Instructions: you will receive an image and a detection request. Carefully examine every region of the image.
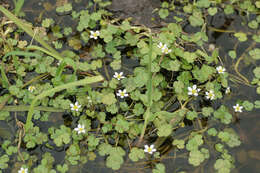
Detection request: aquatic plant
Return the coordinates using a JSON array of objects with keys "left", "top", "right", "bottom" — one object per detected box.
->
[{"left": 0, "top": 0, "right": 260, "bottom": 172}]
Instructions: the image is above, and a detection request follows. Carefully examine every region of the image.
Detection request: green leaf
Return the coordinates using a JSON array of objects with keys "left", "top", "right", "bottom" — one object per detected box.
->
[
  {"left": 215, "top": 143, "right": 224, "bottom": 152},
  {"left": 234, "top": 32, "right": 247, "bottom": 42},
  {"left": 189, "top": 13, "right": 204, "bottom": 27},
  {"left": 120, "top": 20, "right": 131, "bottom": 31},
  {"left": 129, "top": 147, "right": 145, "bottom": 162},
  {"left": 124, "top": 32, "right": 139, "bottom": 46},
  {"left": 106, "top": 103, "right": 118, "bottom": 114},
  {"left": 0, "top": 111, "right": 10, "bottom": 120},
  {"left": 202, "top": 107, "right": 214, "bottom": 117},
  {"left": 157, "top": 124, "right": 172, "bottom": 137},
  {"left": 214, "top": 159, "right": 232, "bottom": 173},
  {"left": 50, "top": 125, "right": 71, "bottom": 147},
  {"left": 172, "top": 139, "right": 185, "bottom": 149},
  {"left": 254, "top": 100, "right": 260, "bottom": 108},
  {"left": 159, "top": 9, "right": 169, "bottom": 19},
  {"left": 249, "top": 48, "right": 260, "bottom": 60},
  {"left": 101, "top": 93, "right": 117, "bottom": 105},
  {"left": 133, "top": 67, "right": 149, "bottom": 88},
  {"left": 188, "top": 150, "right": 205, "bottom": 166},
  {"left": 192, "top": 65, "right": 215, "bottom": 83},
  {"left": 248, "top": 20, "right": 258, "bottom": 29},
  {"left": 0, "top": 155, "right": 9, "bottom": 169},
  {"left": 174, "top": 81, "right": 185, "bottom": 94},
  {"left": 207, "top": 128, "right": 217, "bottom": 136},
  {"left": 161, "top": 58, "right": 181, "bottom": 71},
  {"left": 208, "top": 7, "right": 217, "bottom": 16},
  {"left": 98, "top": 143, "right": 113, "bottom": 156},
  {"left": 196, "top": 0, "right": 211, "bottom": 8},
  {"left": 218, "top": 131, "right": 230, "bottom": 142},
  {"left": 242, "top": 100, "right": 254, "bottom": 111},
  {"left": 115, "top": 118, "right": 129, "bottom": 133},
  {"left": 56, "top": 164, "right": 68, "bottom": 173},
  {"left": 133, "top": 103, "right": 144, "bottom": 116},
  {"left": 92, "top": 44, "right": 105, "bottom": 58},
  {"left": 106, "top": 155, "right": 124, "bottom": 170},
  {"left": 221, "top": 128, "right": 241, "bottom": 148},
  {"left": 152, "top": 163, "right": 165, "bottom": 173},
  {"left": 213, "top": 106, "right": 232, "bottom": 124},
  {"left": 224, "top": 4, "right": 234, "bottom": 15},
  {"left": 182, "top": 51, "right": 197, "bottom": 63},
  {"left": 186, "top": 111, "right": 198, "bottom": 120},
  {"left": 186, "top": 134, "right": 203, "bottom": 151},
  {"left": 228, "top": 50, "right": 236, "bottom": 59}
]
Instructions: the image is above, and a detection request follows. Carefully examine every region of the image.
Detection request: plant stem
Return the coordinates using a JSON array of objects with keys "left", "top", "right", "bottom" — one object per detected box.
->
[
  {"left": 25, "top": 75, "right": 104, "bottom": 131},
  {"left": 138, "top": 34, "right": 153, "bottom": 146},
  {"left": 0, "top": 5, "right": 62, "bottom": 60}
]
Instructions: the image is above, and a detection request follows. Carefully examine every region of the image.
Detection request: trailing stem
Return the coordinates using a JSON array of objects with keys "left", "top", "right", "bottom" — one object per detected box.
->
[
  {"left": 138, "top": 34, "right": 153, "bottom": 146},
  {"left": 25, "top": 75, "right": 104, "bottom": 131}
]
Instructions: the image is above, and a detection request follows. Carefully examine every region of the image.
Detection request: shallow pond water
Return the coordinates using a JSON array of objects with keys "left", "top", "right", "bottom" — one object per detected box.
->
[{"left": 1, "top": 0, "right": 260, "bottom": 172}]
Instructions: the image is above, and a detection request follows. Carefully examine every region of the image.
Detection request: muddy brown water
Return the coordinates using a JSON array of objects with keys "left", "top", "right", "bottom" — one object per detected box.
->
[{"left": 1, "top": 0, "right": 260, "bottom": 172}]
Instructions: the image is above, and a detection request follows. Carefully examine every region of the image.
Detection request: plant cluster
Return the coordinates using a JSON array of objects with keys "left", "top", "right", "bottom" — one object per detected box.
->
[{"left": 0, "top": 0, "right": 260, "bottom": 172}]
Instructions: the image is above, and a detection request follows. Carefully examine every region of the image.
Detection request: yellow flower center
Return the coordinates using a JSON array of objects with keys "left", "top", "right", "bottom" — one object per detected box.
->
[
  {"left": 93, "top": 33, "right": 98, "bottom": 37},
  {"left": 147, "top": 147, "right": 152, "bottom": 153},
  {"left": 79, "top": 127, "right": 84, "bottom": 132},
  {"left": 192, "top": 89, "right": 196, "bottom": 94},
  {"left": 163, "top": 48, "right": 169, "bottom": 54},
  {"left": 21, "top": 170, "right": 25, "bottom": 173},
  {"left": 235, "top": 107, "right": 240, "bottom": 111},
  {"left": 209, "top": 93, "right": 213, "bottom": 97},
  {"left": 73, "top": 105, "right": 78, "bottom": 110},
  {"left": 120, "top": 92, "right": 125, "bottom": 96}
]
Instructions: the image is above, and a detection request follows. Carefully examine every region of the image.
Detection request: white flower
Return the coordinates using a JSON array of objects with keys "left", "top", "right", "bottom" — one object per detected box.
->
[
  {"left": 144, "top": 144, "right": 156, "bottom": 154},
  {"left": 188, "top": 85, "right": 201, "bottom": 96},
  {"left": 113, "top": 72, "right": 125, "bottom": 80},
  {"left": 28, "top": 86, "right": 36, "bottom": 92},
  {"left": 116, "top": 89, "right": 128, "bottom": 98},
  {"left": 205, "top": 90, "right": 215, "bottom": 100},
  {"left": 216, "top": 66, "right": 226, "bottom": 74},
  {"left": 74, "top": 124, "right": 85, "bottom": 134},
  {"left": 157, "top": 42, "right": 164, "bottom": 49},
  {"left": 90, "top": 30, "right": 100, "bottom": 40},
  {"left": 70, "top": 102, "right": 81, "bottom": 112},
  {"left": 157, "top": 42, "right": 172, "bottom": 54},
  {"left": 18, "top": 167, "right": 28, "bottom": 173},
  {"left": 225, "top": 87, "right": 230, "bottom": 94},
  {"left": 233, "top": 104, "right": 243, "bottom": 112}
]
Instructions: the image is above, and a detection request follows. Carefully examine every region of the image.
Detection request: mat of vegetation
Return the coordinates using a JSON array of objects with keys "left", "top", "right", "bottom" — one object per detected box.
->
[{"left": 0, "top": 0, "right": 260, "bottom": 172}]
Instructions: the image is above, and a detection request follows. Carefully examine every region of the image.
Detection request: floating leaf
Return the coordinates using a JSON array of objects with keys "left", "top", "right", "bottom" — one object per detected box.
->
[
  {"left": 152, "top": 163, "right": 165, "bottom": 173},
  {"left": 213, "top": 106, "right": 232, "bottom": 124},
  {"left": 129, "top": 147, "right": 145, "bottom": 162},
  {"left": 157, "top": 124, "right": 172, "bottom": 137},
  {"left": 186, "top": 134, "right": 203, "bottom": 151},
  {"left": 186, "top": 111, "right": 198, "bottom": 120},
  {"left": 202, "top": 107, "right": 214, "bottom": 117},
  {"left": 192, "top": 65, "right": 215, "bottom": 83},
  {"left": 234, "top": 32, "right": 247, "bottom": 42},
  {"left": 249, "top": 48, "right": 260, "bottom": 60},
  {"left": 172, "top": 139, "right": 185, "bottom": 149},
  {"left": 101, "top": 93, "right": 116, "bottom": 105},
  {"left": 188, "top": 150, "right": 205, "bottom": 166},
  {"left": 208, "top": 7, "right": 217, "bottom": 16},
  {"left": 242, "top": 100, "right": 254, "bottom": 111},
  {"left": 207, "top": 128, "right": 217, "bottom": 136},
  {"left": 214, "top": 159, "right": 233, "bottom": 173},
  {"left": 228, "top": 50, "right": 236, "bottom": 59}
]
